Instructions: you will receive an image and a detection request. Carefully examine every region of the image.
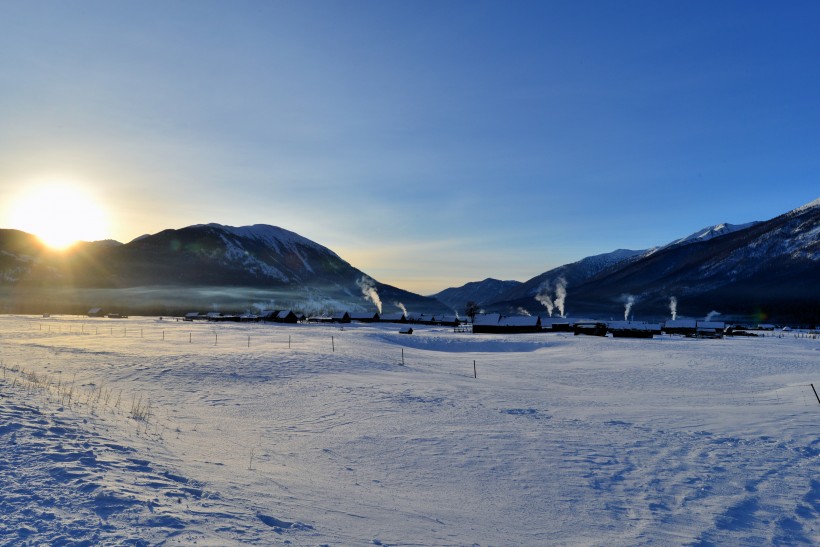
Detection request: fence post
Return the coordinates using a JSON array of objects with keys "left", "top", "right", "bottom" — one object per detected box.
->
[
  {"left": 473, "top": 360, "right": 477, "bottom": 379},
  {"left": 401, "top": 348, "right": 404, "bottom": 365},
  {"left": 332, "top": 336, "right": 335, "bottom": 352}
]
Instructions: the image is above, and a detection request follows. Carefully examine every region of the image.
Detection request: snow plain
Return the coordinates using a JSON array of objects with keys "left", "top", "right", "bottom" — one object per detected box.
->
[{"left": 1, "top": 315, "right": 819, "bottom": 546}]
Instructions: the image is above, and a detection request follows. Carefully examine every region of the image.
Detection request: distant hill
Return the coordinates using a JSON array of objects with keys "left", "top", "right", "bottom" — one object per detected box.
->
[
  {"left": 430, "top": 278, "right": 522, "bottom": 313},
  {"left": 0, "top": 223, "right": 447, "bottom": 316}
]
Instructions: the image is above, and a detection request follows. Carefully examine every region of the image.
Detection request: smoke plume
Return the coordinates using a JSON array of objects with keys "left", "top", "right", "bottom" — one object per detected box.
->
[
  {"left": 623, "top": 294, "right": 635, "bottom": 321},
  {"left": 356, "top": 276, "right": 382, "bottom": 314},
  {"left": 517, "top": 307, "right": 531, "bottom": 316},
  {"left": 394, "top": 301, "right": 408, "bottom": 316},
  {"left": 554, "top": 277, "right": 567, "bottom": 318},
  {"left": 535, "top": 280, "right": 555, "bottom": 317},
  {"left": 704, "top": 310, "right": 720, "bottom": 322},
  {"left": 669, "top": 296, "right": 678, "bottom": 321}
]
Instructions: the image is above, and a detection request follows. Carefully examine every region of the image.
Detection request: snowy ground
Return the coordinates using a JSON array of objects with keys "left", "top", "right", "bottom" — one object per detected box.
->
[{"left": 1, "top": 315, "right": 819, "bottom": 546}]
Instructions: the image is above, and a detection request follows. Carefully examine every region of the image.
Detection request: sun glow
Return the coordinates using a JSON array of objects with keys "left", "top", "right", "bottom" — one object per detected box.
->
[{"left": 7, "top": 181, "right": 109, "bottom": 250}]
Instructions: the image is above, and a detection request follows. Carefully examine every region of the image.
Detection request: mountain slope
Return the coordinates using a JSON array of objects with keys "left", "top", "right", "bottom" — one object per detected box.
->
[{"left": 430, "top": 278, "right": 522, "bottom": 313}]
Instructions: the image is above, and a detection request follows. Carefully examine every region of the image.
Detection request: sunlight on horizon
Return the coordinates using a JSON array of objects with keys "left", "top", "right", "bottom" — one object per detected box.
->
[{"left": 6, "top": 180, "right": 109, "bottom": 250}]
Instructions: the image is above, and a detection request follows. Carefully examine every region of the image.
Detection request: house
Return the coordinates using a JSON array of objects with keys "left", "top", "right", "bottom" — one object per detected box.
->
[
  {"left": 206, "top": 312, "right": 240, "bottom": 322},
  {"left": 541, "top": 317, "right": 571, "bottom": 332},
  {"left": 471, "top": 313, "right": 501, "bottom": 334},
  {"left": 696, "top": 321, "right": 726, "bottom": 338},
  {"left": 573, "top": 322, "right": 608, "bottom": 336},
  {"left": 607, "top": 321, "right": 661, "bottom": 339},
  {"left": 350, "top": 312, "right": 380, "bottom": 323},
  {"left": 87, "top": 307, "right": 104, "bottom": 317},
  {"left": 663, "top": 319, "right": 697, "bottom": 335},
  {"left": 380, "top": 312, "right": 407, "bottom": 323},
  {"left": 275, "top": 310, "right": 299, "bottom": 323},
  {"left": 239, "top": 313, "right": 260, "bottom": 322},
  {"left": 473, "top": 314, "right": 541, "bottom": 334},
  {"left": 307, "top": 315, "right": 334, "bottom": 323},
  {"left": 434, "top": 315, "right": 460, "bottom": 327},
  {"left": 184, "top": 312, "right": 201, "bottom": 321},
  {"left": 259, "top": 310, "right": 279, "bottom": 321},
  {"left": 331, "top": 312, "right": 351, "bottom": 323},
  {"left": 497, "top": 315, "right": 542, "bottom": 333},
  {"left": 407, "top": 313, "right": 436, "bottom": 325}
]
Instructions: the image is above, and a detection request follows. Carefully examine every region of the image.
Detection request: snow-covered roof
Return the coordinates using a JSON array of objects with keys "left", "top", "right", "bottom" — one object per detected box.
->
[
  {"left": 664, "top": 319, "right": 697, "bottom": 328},
  {"left": 380, "top": 313, "right": 406, "bottom": 321},
  {"left": 541, "top": 317, "right": 570, "bottom": 326},
  {"left": 499, "top": 315, "right": 540, "bottom": 327},
  {"left": 472, "top": 313, "right": 500, "bottom": 326},
  {"left": 435, "top": 315, "right": 458, "bottom": 323},
  {"left": 697, "top": 321, "right": 725, "bottom": 329},
  {"left": 350, "top": 312, "right": 379, "bottom": 320},
  {"left": 406, "top": 313, "right": 431, "bottom": 321},
  {"left": 607, "top": 321, "right": 660, "bottom": 331}
]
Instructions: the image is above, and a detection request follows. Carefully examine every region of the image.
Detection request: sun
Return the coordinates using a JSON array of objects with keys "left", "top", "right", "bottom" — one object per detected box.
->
[{"left": 7, "top": 181, "right": 109, "bottom": 250}]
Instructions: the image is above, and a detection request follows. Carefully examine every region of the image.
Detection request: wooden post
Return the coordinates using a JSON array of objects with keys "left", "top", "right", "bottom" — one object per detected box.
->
[
  {"left": 248, "top": 335, "right": 250, "bottom": 348},
  {"left": 162, "top": 330, "right": 165, "bottom": 341},
  {"left": 288, "top": 335, "right": 291, "bottom": 349},
  {"left": 401, "top": 348, "right": 404, "bottom": 365},
  {"left": 332, "top": 336, "right": 335, "bottom": 352},
  {"left": 189, "top": 332, "right": 192, "bottom": 344},
  {"left": 215, "top": 333, "right": 218, "bottom": 346},
  {"left": 811, "top": 384, "right": 820, "bottom": 405},
  {"left": 473, "top": 360, "right": 477, "bottom": 379}
]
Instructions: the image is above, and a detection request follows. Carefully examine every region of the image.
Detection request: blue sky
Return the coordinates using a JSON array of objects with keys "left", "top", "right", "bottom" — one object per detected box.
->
[{"left": 1, "top": 1, "right": 818, "bottom": 293}]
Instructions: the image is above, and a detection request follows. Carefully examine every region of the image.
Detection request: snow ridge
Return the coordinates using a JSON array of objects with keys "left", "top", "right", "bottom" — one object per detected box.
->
[
  {"left": 203, "top": 223, "right": 341, "bottom": 260},
  {"left": 788, "top": 197, "right": 820, "bottom": 216}
]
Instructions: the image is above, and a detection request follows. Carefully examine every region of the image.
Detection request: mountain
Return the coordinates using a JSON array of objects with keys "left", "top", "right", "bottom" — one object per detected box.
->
[
  {"left": 0, "top": 223, "right": 447, "bottom": 316},
  {"left": 490, "top": 248, "right": 647, "bottom": 308},
  {"left": 430, "top": 278, "right": 522, "bottom": 313},
  {"left": 487, "top": 199, "right": 820, "bottom": 323}
]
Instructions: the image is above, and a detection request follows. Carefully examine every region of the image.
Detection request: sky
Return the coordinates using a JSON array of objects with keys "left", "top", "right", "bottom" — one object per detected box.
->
[{"left": 1, "top": 1, "right": 819, "bottom": 294}]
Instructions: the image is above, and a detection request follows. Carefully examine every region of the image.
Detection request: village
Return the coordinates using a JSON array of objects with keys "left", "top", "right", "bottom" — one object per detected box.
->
[{"left": 80, "top": 306, "right": 806, "bottom": 339}]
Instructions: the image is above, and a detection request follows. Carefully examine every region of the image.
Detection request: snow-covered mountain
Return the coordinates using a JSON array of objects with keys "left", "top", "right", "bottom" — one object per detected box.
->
[
  {"left": 0, "top": 223, "right": 446, "bottom": 316},
  {"left": 487, "top": 199, "right": 820, "bottom": 322}
]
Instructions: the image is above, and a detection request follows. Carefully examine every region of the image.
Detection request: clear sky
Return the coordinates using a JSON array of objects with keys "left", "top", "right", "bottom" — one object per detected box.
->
[{"left": 1, "top": 1, "right": 818, "bottom": 294}]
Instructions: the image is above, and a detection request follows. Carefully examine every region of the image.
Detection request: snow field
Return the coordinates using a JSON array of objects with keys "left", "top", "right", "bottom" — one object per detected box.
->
[{"left": 1, "top": 315, "right": 819, "bottom": 545}]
